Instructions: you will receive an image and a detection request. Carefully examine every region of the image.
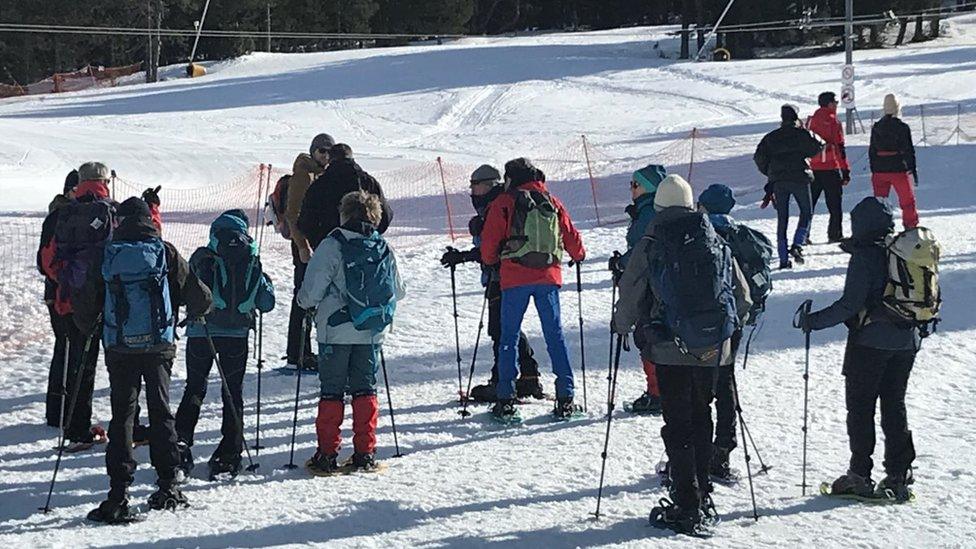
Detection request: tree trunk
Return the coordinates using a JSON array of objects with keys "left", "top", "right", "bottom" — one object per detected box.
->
[
  {"left": 912, "top": 15, "right": 924, "bottom": 42},
  {"left": 895, "top": 17, "right": 907, "bottom": 46},
  {"left": 930, "top": 15, "right": 941, "bottom": 39},
  {"left": 680, "top": 22, "right": 690, "bottom": 59}
]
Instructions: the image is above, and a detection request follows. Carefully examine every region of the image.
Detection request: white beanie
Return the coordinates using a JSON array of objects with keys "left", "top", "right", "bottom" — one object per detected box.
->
[
  {"left": 883, "top": 93, "right": 901, "bottom": 117},
  {"left": 654, "top": 174, "right": 694, "bottom": 211}
]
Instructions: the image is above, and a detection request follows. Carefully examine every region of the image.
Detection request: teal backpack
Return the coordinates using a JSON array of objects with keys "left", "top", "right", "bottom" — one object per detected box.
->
[
  {"left": 190, "top": 210, "right": 262, "bottom": 329},
  {"left": 327, "top": 230, "right": 398, "bottom": 333}
]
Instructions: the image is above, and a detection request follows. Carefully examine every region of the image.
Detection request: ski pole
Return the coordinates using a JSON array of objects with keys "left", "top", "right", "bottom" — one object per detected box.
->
[
  {"left": 591, "top": 333, "right": 624, "bottom": 520},
  {"left": 792, "top": 300, "right": 813, "bottom": 495},
  {"left": 41, "top": 317, "right": 101, "bottom": 513},
  {"left": 282, "top": 311, "right": 311, "bottom": 470},
  {"left": 459, "top": 286, "right": 490, "bottom": 418},
  {"left": 575, "top": 260, "right": 587, "bottom": 413},
  {"left": 606, "top": 252, "right": 620, "bottom": 414},
  {"left": 201, "top": 320, "right": 259, "bottom": 472},
  {"left": 731, "top": 369, "right": 759, "bottom": 521},
  {"left": 379, "top": 349, "right": 404, "bottom": 458},
  {"left": 253, "top": 311, "right": 265, "bottom": 454},
  {"left": 448, "top": 256, "right": 464, "bottom": 403},
  {"left": 56, "top": 333, "right": 70, "bottom": 453},
  {"left": 738, "top": 322, "right": 771, "bottom": 474}
]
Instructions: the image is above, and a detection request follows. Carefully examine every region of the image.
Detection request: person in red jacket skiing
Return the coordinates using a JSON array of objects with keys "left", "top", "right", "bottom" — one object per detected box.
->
[
  {"left": 807, "top": 91, "right": 851, "bottom": 243},
  {"left": 480, "top": 158, "right": 586, "bottom": 422}
]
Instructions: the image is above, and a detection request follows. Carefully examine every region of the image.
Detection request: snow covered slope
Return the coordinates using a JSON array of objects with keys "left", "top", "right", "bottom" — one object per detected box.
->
[{"left": 1, "top": 14, "right": 976, "bottom": 548}]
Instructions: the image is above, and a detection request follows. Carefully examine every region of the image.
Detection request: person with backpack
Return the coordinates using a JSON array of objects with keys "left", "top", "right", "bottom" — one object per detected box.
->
[
  {"left": 869, "top": 93, "right": 919, "bottom": 230},
  {"left": 612, "top": 174, "right": 752, "bottom": 536},
  {"left": 607, "top": 164, "right": 667, "bottom": 416},
  {"left": 796, "top": 196, "right": 935, "bottom": 502},
  {"left": 439, "top": 164, "right": 543, "bottom": 402},
  {"left": 285, "top": 134, "right": 333, "bottom": 372},
  {"left": 754, "top": 104, "right": 825, "bottom": 269},
  {"left": 298, "top": 190, "right": 405, "bottom": 474},
  {"left": 175, "top": 210, "right": 276, "bottom": 479},
  {"left": 697, "top": 183, "right": 773, "bottom": 483},
  {"left": 72, "top": 196, "right": 213, "bottom": 523},
  {"left": 479, "top": 158, "right": 586, "bottom": 422},
  {"left": 807, "top": 91, "right": 851, "bottom": 243},
  {"left": 38, "top": 169, "right": 79, "bottom": 428}
]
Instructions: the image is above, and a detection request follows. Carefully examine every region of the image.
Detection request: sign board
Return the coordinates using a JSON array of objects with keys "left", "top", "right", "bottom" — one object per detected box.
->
[
  {"left": 841, "top": 84, "right": 856, "bottom": 108},
  {"left": 842, "top": 64, "right": 855, "bottom": 84}
]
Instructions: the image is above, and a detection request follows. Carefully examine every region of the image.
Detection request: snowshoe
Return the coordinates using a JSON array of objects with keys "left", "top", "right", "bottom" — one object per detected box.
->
[
  {"left": 819, "top": 470, "right": 911, "bottom": 503},
  {"left": 553, "top": 398, "right": 584, "bottom": 421},
  {"left": 649, "top": 497, "right": 712, "bottom": 538},
  {"left": 147, "top": 486, "right": 189, "bottom": 511},
  {"left": 709, "top": 446, "right": 740, "bottom": 486},
  {"left": 87, "top": 498, "right": 140, "bottom": 524},
  {"left": 516, "top": 376, "right": 545, "bottom": 400},
  {"left": 876, "top": 470, "right": 915, "bottom": 503},
  {"left": 65, "top": 425, "right": 108, "bottom": 453},
  {"left": 490, "top": 400, "right": 522, "bottom": 426},
  {"left": 346, "top": 452, "right": 388, "bottom": 474},
  {"left": 132, "top": 424, "right": 150, "bottom": 448},
  {"left": 468, "top": 382, "right": 498, "bottom": 403},
  {"left": 779, "top": 259, "right": 794, "bottom": 270},
  {"left": 177, "top": 440, "right": 194, "bottom": 476},
  {"left": 208, "top": 458, "right": 241, "bottom": 481},
  {"left": 624, "top": 392, "right": 662, "bottom": 415},
  {"left": 828, "top": 471, "right": 875, "bottom": 498},
  {"left": 789, "top": 244, "right": 805, "bottom": 265},
  {"left": 306, "top": 452, "right": 342, "bottom": 477},
  {"left": 699, "top": 493, "right": 719, "bottom": 526}
]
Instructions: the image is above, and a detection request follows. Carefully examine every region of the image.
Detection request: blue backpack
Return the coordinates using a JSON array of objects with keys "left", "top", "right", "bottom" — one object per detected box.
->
[
  {"left": 327, "top": 230, "right": 397, "bottom": 333},
  {"left": 648, "top": 211, "right": 738, "bottom": 352},
  {"left": 102, "top": 238, "right": 174, "bottom": 352},
  {"left": 191, "top": 210, "right": 262, "bottom": 329}
]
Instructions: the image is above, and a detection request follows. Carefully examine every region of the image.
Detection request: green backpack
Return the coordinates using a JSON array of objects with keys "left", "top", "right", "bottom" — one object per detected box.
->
[
  {"left": 500, "top": 189, "right": 563, "bottom": 269},
  {"left": 881, "top": 226, "right": 941, "bottom": 336}
]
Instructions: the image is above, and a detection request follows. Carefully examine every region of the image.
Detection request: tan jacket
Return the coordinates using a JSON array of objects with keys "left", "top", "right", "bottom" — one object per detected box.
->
[{"left": 287, "top": 153, "right": 325, "bottom": 251}]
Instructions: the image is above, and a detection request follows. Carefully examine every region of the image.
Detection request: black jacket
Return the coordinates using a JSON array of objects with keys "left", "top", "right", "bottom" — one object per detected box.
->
[
  {"left": 754, "top": 123, "right": 824, "bottom": 184},
  {"left": 807, "top": 198, "right": 920, "bottom": 351},
  {"left": 37, "top": 194, "right": 72, "bottom": 302},
  {"left": 869, "top": 115, "right": 917, "bottom": 175},
  {"left": 73, "top": 214, "right": 213, "bottom": 360},
  {"left": 297, "top": 158, "right": 393, "bottom": 249}
]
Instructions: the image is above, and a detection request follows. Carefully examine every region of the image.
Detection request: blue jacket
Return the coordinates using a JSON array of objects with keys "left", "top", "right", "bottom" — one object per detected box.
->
[{"left": 620, "top": 192, "right": 656, "bottom": 269}]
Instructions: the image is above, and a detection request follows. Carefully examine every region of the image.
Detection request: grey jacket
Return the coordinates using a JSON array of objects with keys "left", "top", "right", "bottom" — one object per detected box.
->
[
  {"left": 613, "top": 207, "right": 752, "bottom": 367},
  {"left": 297, "top": 226, "right": 406, "bottom": 345}
]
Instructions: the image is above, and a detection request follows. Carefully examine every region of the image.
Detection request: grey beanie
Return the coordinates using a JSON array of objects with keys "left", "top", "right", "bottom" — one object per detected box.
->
[
  {"left": 78, "top": 161, "right": 110, "bottom": 181},
  {"left": 309, "top": 133, "right": 336, "bottom": 155},
  {"left": 470, "top": 164, "right": 501, "bottom": 185}
]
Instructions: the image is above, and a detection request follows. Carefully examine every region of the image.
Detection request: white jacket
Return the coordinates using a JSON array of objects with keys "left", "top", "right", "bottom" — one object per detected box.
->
[{"left": 297, "top": 227, "right": 406, "bottom": 345}]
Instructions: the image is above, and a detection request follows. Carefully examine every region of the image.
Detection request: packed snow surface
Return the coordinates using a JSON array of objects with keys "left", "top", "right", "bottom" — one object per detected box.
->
[{"left": 1, "top": 14, "right": 976, "bottom": 548}]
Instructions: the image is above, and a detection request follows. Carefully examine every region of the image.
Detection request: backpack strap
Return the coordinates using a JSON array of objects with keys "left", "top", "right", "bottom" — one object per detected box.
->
[{"left": 109, "top": 274, "right": 128, "bottom": 348}]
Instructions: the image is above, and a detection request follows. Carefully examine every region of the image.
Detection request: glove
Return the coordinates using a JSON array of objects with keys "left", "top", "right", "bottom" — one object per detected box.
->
[
  {"left": 760, "top": 183, "right": 776, "bottom": 209},
  {"left": 141, "top": 186, "right": 161, "bottom": 207},
  {"left": 440, "top": 247, "right": 469, "bottom": 268},
  {"left": 793, "top": 299, "right": 813, "bottom": 333},
  {"left": 841, "top": 169, "right": 851, "bottom": 186},
  {"left": 912, "top": 170, "right": 919, "bottom": 187},
  {"left": 607, "top": 251, "right": 622, "bottom": 275}
]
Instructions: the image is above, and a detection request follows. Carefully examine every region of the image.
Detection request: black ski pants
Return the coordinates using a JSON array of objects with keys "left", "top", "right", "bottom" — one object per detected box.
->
[
  {"left": 657, "top": 364, "right": 718, "bottom": 510},
  {"left": 175, "top": 337, "right": 247, "bottom": 466},
  {"left": 811, "top": 169, "right": 845, "bottom": 242},
  {"left": 61, "top": 319, "right": 100, "bottom": 442},
  {"left": 486, "top": 278, "right": 539, "bottom": 382},
  {"left": 45, "top": 304, "right": 71, "bottom": 427},
  {"left": 105, "top": 352, "right": 180, "bottom": 495},
  {"left": 287, "top": 243, "right": 313, "bottom": 365},
  {"left": 843, "top": 343, "right": 917, "bottom": 479},
  {"left": 713, "top": 330, "right": 742, "bottom": 450}
]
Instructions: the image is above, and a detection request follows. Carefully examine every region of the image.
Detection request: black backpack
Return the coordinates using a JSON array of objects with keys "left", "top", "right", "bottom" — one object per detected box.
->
[
  {"left": 52, "top": 198, "right": 114, "bottom": 314},
  {"left": 720, "top": 222, "right": 773, "bottom": 325}
]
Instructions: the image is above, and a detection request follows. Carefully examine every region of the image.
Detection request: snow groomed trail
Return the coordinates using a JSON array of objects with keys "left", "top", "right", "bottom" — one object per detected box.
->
[{"left": 2, "top": 15, "right": 976, "bottom": 549}]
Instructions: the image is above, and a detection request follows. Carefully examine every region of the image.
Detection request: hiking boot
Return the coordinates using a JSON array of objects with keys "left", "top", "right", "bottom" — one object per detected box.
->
[
  {"left": 649, "top": 497, "right": 709, "bottom": 537},
  {"left": 553, "top": 397, "right": 582, "bottom": 420},
  {"left": 305, "top": 451, "right": 340, "bottom": 474},
  {"left": 709, "top": 445, "right": 736, "bottom": 483},
  {"left": 300, "top": 353, "right": 319, "bottom": 373},
  {"left": 516, "top": 376, "right": 545, "bottom": 399},
  {"left": 87, "top": 496, "right": 133, "bottom": 524},
  {"left": 208, "top": 458, "right": 241, "bottom": 480},
  {"left": 779, "top": 258, "right": 793, "bottom": 270},
  {"left": 629, "top": 392, "right": 662, "bottom": 415},
  {"left": 830, "top": 471, "right": 875, "bottom": 498},
  {"left": 789, "top": 244, "right": 805, "bottom": 264},
  {"left": 147, "top": 486, "right": 189, "bottom": 511},
  {"left": 177, "top": 440, "right": 194, "bottom": 476},
  {"left": 351, "top": 452, "right": 379, "bottom": 472},
  {"left": 469, "top": 382, "right": 498, "bottom": 403},
  {"left": 66, "top": 425, "right": 108, "bottom": 452},
  {"left": 876, "top": 469, "right": 913, "bottom": 502},
  {"left": 490, "top": 399, "right": 519, "bottom": 422}
]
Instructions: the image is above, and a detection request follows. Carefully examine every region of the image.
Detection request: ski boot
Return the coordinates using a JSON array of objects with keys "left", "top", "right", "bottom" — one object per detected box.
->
[
  {"left": 709, "top": 445, "right": 739, "bottom": 485},
  {"left": 147, "top": 486, "right": 189, "bottom": 511},
  {"left": 876, "top": 468, "right": 914, "bottom": 502},
  {"left": 490, "top": 399, "right": 521, "bottom": 425},
  {"left": 515, "top": 376, "right": 545, "bottom": 400},
  {"left": 789, "top": 244, "right": 805, "bottom": 265},
  {"left": 351, "top": 452, "right": 379, "bottom": 472},
  {"left": 468, "top": 381, "right": 498, "bottom": 403},
  {"left": 553, "top": 397, "right": 583, "bottom": 420},
  {"left": 627, "top": 392, "right": 662, "bottom": 415},
  {"left": 306, "top": 451, "right": 341, "bottom": 476},
  {"left": 829, "top": 471, "right": 875, "bottom": 498},
  {"left": 649, "top": 497, "right": 710, "bottom": 537}
]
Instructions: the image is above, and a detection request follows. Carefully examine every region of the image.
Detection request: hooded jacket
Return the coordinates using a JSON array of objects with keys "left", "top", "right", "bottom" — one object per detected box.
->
[
  {"left": 754, "top": 123, "right": 824, "bottom": 184},
  {"left": 479, "top": 180, "right": 586, "bottom": 290},
  {"left": 73, "top": 206, "right": 213, "bottom": 360},
  {"left": 286, "top": 153, "right": 326, "bottom": 253},
  {"left": 869, "top": 115, "right": 917, "bottom": 175},
  {"left": 806, "top": 198, "right": 920, "bottom": 351},
  {"left": 620, "top": 192, "right": 655, "bottom": 270},
  {"left": 806, "top": 107, "right": 850, "bottom": 172},
  {"left": 298, "top": 157, "right": 393, "bottom": 250},
  {"left": 297, "top": 223, "right": 406, "bottom": 345},
  {"left": 613, "top": 206, "right": 752, "bottom": 367},
  {"left": 185, "top": 210, "right": 276, "bottom": 339},
  {"left": 37, "top": 193, "right": 73, "bottom": 302}
]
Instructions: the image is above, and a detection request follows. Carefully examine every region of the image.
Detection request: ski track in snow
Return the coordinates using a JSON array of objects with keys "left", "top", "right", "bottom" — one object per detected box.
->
[{"left": 2, "top": 14, "right": 976, "bottom": 549}]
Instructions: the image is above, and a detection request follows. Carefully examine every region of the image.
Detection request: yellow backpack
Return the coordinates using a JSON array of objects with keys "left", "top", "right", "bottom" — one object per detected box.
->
[{"left": 882, "top": 227, "right": 941, "bottom": 336}]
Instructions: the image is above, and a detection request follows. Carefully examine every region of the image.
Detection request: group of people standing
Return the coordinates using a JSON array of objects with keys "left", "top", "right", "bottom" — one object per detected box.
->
[{"left": 34, "top": 91, "right": 936, "bottom": 537}]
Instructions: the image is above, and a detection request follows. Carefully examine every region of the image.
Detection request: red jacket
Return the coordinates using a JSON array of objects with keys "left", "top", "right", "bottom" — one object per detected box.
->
[
  {"left": 480, "top": 181, "right": 586, "bottom": 290},
  {"left": 806, "top": 107, "right": 850, "bottom": 171}
]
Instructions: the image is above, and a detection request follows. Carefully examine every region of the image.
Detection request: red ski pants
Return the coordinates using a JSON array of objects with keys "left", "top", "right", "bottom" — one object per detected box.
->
[
  {"left": 642, "top": 358, "right": 660, "bottom": 397},
  {"left": 872, "top": 172, "right": 919, "bottom": 229}
]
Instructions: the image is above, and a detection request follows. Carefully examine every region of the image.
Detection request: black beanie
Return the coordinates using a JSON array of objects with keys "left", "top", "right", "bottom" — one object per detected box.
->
[
  {"left": 117, "top": 196, "right": 151, "bottom": 219},
  {"left": 330, "top": 143, "right": 353, "bottom": 160},
  {"left": 309, "top": 133, "right": 336, "bottom": 155},
  {"left": 818, "top": 91, "right": 837, "bottom": 108},
  {"left": 504, "top": 157, "right": 545, "bottom": 188},
  {"left": 781, "top": 104, "right": 799, "bottom": 123},
  {"left": 63, "top": 169, "right": 79, "bottom": 194}
]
